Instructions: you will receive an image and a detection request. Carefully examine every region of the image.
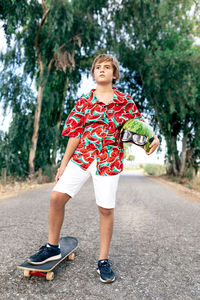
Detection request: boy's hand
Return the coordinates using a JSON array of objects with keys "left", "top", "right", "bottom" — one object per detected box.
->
[
  {"left": 146, "top": 135, "right": 159, "bottom": 155},
  {"left": 55, "top": 167, "right": 66, "bottom": 182}
]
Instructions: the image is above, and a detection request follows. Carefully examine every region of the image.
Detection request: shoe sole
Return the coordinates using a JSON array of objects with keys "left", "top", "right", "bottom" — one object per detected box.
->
[
  {"left": 27, "top": 254, "right": 62, "bottom": 265},
  {"left": 97, "top": 269, "right": 115, "bottom": 283}
]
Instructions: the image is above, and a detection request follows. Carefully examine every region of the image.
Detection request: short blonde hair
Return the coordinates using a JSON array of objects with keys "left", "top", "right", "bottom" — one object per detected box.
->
[{"left": 90, "top": 54, "right": 120, "bottom": 84}]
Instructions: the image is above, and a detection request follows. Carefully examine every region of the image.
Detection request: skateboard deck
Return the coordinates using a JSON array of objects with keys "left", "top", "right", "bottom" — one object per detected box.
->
[{"left": 17, "top": 236, "right": 78, "bottom": 280}]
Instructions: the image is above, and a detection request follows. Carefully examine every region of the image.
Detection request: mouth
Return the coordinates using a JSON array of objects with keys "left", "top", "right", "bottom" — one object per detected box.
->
[{"left": 100, "top": 74, "right": 105, "bottom": 77}]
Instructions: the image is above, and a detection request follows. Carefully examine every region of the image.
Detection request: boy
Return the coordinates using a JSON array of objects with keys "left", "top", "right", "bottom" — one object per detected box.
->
[{"left": 28, "top": 54, "right": 159, "bottom": 283}]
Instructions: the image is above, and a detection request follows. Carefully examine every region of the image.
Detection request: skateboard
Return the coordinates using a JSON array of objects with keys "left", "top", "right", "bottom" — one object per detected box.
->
[{"left": 17, "top": 236, "right": 78, "bottom": 281}]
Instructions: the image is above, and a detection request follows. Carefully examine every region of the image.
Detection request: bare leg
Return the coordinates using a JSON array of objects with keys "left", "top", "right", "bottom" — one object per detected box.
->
[
  {"left": 48, "top": 191, "right": 71, "bottom": 245},
  {"left": 98, "top": 206, "right": 114, "bottom": 260}
]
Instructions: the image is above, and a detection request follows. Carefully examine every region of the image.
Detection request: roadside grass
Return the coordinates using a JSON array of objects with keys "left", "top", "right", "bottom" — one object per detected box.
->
[
  {"left": 143, "top": 164, "right": 166, "bottom": 176},
  {"left": 0, "top": 176, "right": 54, "bottom": 199},
  {"left": 124, "top": 167, "right": 144, "bottom": 172},
  {"left": 163, "top": 174, "right": 200, "bottom": 192}
]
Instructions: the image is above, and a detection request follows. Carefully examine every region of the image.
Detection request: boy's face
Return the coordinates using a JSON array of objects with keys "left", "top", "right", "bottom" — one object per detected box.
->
[{"left": 93, "top": 61, "right": 116, "bottom": 84}]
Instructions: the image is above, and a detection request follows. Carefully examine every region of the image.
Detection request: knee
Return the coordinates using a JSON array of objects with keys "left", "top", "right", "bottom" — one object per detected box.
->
[
  {"left": 50, "top": 191, "right": 70, "bottom": 208},
  {"left": 98, "top": 206, "right": 114, "bottom": 216}
]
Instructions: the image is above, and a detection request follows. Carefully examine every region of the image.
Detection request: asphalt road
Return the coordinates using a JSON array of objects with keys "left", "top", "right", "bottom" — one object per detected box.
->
[{"left": 0, "top": 173, "right": 200, "bottom": 300}]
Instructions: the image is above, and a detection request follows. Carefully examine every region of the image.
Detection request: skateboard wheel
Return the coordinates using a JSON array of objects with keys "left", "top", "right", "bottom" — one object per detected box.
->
[
  {"left": 24, "top": 270, "right": 31, "bottom": 278},
  {"left": 46, "top": 272, "right": 54, "bottom": 281},
  {"left": 68, "top": 252, "right": 75, "bottom": 261}
]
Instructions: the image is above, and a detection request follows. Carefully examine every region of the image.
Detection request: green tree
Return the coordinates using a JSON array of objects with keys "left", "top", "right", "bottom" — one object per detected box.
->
[
  {"left": 0, "top": 0, "right": 108, "bottom": 178},
  {"left": 112, "top": 0, "right": 200, "bottom": 177},
  {"left": 0, "top": 73, "right": 35, "bottom": 177}
]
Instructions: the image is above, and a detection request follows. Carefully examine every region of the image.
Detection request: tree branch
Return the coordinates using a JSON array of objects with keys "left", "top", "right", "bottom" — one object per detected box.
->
[
  {"left": 35, "top": 8, "right": 50, "bottom": 55},
  {"left": 42, "top": 0, "right": 47, "bottom": 12}
]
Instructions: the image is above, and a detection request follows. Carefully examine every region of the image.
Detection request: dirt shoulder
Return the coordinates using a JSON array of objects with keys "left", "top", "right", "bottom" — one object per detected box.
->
[
  {"left": 147, "top": 175, "right": 200, "bottom": 205},
  {"left": 1, "top": 174, "right": 200, "bottom": 205},
  {"left": 0, "top": 181, "right": 54, "bottom": 200}
]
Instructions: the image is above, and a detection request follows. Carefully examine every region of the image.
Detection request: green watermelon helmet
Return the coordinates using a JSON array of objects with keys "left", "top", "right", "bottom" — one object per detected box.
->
[{"left": 120, "top": 119, "right": 154, "bottom": 152}]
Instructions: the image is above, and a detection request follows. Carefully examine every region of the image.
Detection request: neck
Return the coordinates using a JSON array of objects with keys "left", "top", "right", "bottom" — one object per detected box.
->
[{"left": 95, "top": 84, "right": 113, "bottom": 94}]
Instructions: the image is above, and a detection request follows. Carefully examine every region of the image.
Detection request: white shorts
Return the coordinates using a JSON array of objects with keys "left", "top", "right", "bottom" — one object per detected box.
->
[{"left": 53, "top": 159, "right": 120, "bottom": 209}]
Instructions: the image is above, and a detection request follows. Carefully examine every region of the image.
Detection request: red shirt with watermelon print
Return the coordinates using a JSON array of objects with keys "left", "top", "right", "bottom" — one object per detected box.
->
[{"left": 62, "top": 88, "right": 144, "bottom": 176}]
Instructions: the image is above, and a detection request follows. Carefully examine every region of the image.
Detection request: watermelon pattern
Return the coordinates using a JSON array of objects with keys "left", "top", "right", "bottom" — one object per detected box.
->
[{"left": 62, "top": 88, "right": 143, "bottom": 176}]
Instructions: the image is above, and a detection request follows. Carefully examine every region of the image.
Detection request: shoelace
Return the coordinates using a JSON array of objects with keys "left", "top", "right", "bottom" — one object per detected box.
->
[
  {"left": 38, "top": 245, "right": 48, "bottom": 253},
  {"left": 100, "top": 261, "right": 111, "bottom": 273}
]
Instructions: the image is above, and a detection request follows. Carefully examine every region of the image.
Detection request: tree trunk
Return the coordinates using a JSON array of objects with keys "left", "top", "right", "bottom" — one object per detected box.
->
[
  {"left": 172, "top": 153, "right": 178, "bottom": 176},
  {"left": 1, "top": 168, "right": 6, "bottom": 186},
  {"left": 165, "top": 136, "right": 178, "bottom": 176},
  {"left": 52, "top": 78, "right": 69, "bottom": 166},
  {"left": 51, "top": 101, "right": 65, "bottom": 166},
  {"left": 28, "top": 84, "right": 44, "bottom": 178},
  {"left": 166, "top": 159, "right": 173, "bottom": 175},
  {"left": 171, "top": 136, "right": 179, "bottom": 176},
  {"left": 179, "top": 133, "right": 187, "bottom": 177},
  {"left": 28, "top": 3, "right": 51, "bottom": 179},
  {"left": 186, "top": 147, "right": 195, "bottom": 175}
]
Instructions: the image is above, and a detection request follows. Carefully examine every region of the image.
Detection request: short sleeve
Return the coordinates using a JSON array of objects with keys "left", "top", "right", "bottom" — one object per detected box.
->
[
  {"left": 62, "top": 98, "right": 86, "bottom": 138},
  {"left": 126, "top": 94, "right": 144, "bottom": 122}
]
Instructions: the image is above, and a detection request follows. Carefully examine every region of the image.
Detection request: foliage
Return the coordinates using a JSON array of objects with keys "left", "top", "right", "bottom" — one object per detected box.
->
[
  {"left": 111, "top": 0, "right": 200, "bottom": 177},
  {"left": 0, "top": 0, "right": 200, "bottom": 180},
  {"left": 42, "top": 164, "right": 57, "bottom": 182},
  {"left": 0, "top": 0, "right": 108, "bottom": 178},
  {"left": 127, "top": 154, "right": 135, "bottom": 161},
  {"left": 144, "top": 164, "right": 166, "bottom": 176},
  {"left": 0, "top": 113, "right": 33, "bottom": 178}
]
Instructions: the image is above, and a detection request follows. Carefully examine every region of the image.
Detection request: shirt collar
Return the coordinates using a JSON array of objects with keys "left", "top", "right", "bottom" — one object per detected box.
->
[{"left": 87, "top": 87, "right": 126, "bottom": 104}]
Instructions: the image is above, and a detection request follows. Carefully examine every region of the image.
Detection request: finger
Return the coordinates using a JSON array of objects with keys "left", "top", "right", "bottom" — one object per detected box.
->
[
  {"left": 149, "top": 141, "right": 155, "bottom": 149},
  {"left": 146, "top": 149, "right": 154, "bottom": 155},
  {"left": 149, "top": 135, "right": 157, "bottom": 147},
  {"left": 146, "top": 144, "right": 157, "bottom": 155},
  {"left": 149, "top": 138, "right": 159, "bottom": 149}
]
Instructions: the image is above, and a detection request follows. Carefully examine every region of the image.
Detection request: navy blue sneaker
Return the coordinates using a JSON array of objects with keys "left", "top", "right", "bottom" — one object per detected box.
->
[
  {"left": 28, "top": 245, "right": 61, "bottom": 265},
  {"left": 97, "top": 259, "right": 115, "bottom": 283}
]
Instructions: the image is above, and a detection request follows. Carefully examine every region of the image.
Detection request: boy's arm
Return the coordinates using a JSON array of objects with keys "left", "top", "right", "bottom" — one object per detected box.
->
[
  {"left": 56, "top": 137, "right": 80, "bottom": 182},
  {"left": 125, "top": 94, "right": 159, "bottom": 154}
]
